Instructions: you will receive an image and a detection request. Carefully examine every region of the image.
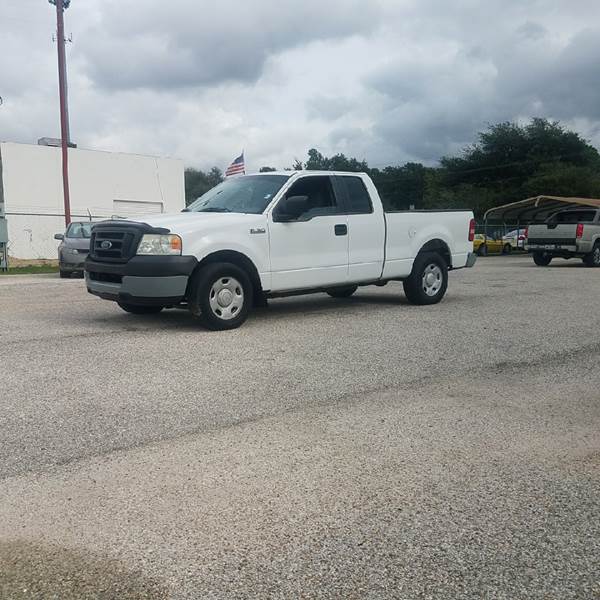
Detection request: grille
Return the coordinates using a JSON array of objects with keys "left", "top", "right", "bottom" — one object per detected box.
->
[
  {"left": 90, "top": 225, "right": 143, "bottom": 263},
  {"left": 528, "top": 238, "right": 576, "bottom": 245}
]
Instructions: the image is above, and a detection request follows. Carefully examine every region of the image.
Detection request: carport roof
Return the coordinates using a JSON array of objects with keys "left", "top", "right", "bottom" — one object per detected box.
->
[{"left": 484, "top": 195, "right": 600, "bottom": 222}]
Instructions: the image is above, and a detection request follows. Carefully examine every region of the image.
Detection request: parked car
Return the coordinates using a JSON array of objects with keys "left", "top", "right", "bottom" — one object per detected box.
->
[
  {"left": 85, "top": 171, "right": 476, "bottom": 330},
  {"left": 473, "top": 234, "right": 510, "bottom": 256},
  {"left": 502, "top": 229, "right": 527, "bottom": 251},
  {"left": 54, "top": 221, "right": 92, "bottom": 278},
  {"left": 526, "top": 208, "right": 600, "bottom": 266}
]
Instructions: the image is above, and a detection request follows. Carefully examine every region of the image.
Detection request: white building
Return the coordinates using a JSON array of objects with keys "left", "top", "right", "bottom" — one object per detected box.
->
[{"left": 0, "top": 142, "right": 185, "bottom": 260}]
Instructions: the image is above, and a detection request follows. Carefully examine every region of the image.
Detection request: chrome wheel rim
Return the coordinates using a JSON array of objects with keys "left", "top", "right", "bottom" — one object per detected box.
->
[
  {"left": 594, "top": 247, "right": 600, "bottom": 265},
  {"left": 422, "top": 264, "right": 443, "bottom": 297},
  {"left": 209, "top": 276, "right": 244, "bottom": 320}
]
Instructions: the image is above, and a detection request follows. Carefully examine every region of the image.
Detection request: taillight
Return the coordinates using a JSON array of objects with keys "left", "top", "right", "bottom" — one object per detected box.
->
[
  {"left": 576, "top": 223, "right": 584, "bottom": 238},
  {"left": 523, "top": 227, "right": 528, "bottom": 239},
  {"left": 468, "top": 218, "right": 475, "bottom": 242}
]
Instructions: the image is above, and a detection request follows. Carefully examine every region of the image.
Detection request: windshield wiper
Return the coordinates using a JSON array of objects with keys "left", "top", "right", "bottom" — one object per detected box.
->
[{"left": 196, "top": 207, "right": 232, "bottom": 213}]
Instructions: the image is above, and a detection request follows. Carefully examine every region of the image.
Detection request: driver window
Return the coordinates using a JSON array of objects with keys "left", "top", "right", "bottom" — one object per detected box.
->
[{"left": 285, "top": 176, "right": 338, "bottom": 219}]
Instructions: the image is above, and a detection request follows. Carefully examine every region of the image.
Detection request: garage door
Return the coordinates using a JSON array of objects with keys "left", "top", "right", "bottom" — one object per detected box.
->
[{"left": 112, "top": 200, "right": 163, "bottom": 218}]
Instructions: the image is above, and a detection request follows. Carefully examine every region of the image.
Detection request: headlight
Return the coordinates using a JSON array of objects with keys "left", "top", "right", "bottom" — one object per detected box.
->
[
  {"left": 65, "top": 247, "right": 80, "bottom": 255},
  {"left": 137, "top": 234, "right": 182, "bottom": 255}
]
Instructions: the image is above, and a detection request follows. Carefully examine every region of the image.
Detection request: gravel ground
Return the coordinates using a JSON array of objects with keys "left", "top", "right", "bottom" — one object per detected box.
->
[{"left": 0, "top": 255, "right": 598, "bottom": 599}]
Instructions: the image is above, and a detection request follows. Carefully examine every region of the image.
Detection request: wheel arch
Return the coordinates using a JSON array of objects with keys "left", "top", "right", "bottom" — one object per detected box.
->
[
  {"left": 415, "top": 238, "right": 452, "bottom": 268},
  {"left": 189, "top": 250, "right": 264, "bottom": 304}
]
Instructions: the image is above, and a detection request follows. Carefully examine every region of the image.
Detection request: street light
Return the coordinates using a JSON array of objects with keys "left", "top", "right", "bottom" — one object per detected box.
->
[{"left": 49, "top": 0, "right": 72, "bottom": 226}]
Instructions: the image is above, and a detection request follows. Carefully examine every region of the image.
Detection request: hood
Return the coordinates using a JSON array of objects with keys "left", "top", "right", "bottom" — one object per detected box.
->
[
  {"left": 126, "top": 212, "right": 267, "bottom": 237},
  {"left": 62, "top": 237, "right": 91, "bottom": 250}
]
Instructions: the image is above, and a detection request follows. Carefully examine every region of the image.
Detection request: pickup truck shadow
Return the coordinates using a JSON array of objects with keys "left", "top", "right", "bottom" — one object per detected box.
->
[
  {"left": 94, "top": 291, "right": 411, "bottom": 330},
  {"left": 0, "top": 539, "right": 168, "bottom": 599},
  {"left": 262, "top": 292, "right": 409, "bottom": 318}
]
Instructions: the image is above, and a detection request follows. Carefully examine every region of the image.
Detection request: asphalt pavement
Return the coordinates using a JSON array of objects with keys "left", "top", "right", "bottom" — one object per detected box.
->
[{"left": 0, "top": 256, "right": 598, "bottom": 599}]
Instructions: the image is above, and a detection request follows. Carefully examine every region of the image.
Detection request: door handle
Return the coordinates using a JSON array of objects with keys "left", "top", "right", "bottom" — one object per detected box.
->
[{"left": 334, "top": 224, "right": 347, "bottom": 236}]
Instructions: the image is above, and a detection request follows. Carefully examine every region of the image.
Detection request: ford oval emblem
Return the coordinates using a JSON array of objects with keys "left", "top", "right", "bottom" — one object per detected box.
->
[{"left": 100, "top": 240, "right": 112, "bottom": 249}]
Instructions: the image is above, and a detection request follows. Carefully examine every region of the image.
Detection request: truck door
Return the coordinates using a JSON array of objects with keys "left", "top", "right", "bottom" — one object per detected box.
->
[
  {"left": 334, "top": 175, "right": 385, "bottom": 282},
  {"left": 268, "top": 175, "right": 349, "bottom": 291}
]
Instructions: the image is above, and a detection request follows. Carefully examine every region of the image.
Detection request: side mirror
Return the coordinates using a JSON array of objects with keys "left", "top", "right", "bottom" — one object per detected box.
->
[
  {"left": 273, "top": 195, "right": 309, "bottom": 222},
  {"left": 54, "top": 233, "right": 64, "bottom": 240}
]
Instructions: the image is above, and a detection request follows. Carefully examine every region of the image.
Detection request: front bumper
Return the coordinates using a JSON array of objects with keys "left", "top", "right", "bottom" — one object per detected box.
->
[
  {"left": 85, "top": 255, "right": 198, "bottom": 306},
  {"left": 60, "top": 252, "right": 88, "bottom": 270}
]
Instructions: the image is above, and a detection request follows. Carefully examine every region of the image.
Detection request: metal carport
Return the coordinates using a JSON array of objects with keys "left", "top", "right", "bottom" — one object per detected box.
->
[{"left": 484, "top": 195, "right": 600, "bottom": 224}]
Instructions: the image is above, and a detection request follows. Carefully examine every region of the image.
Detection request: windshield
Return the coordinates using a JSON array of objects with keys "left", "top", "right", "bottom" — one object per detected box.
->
[
  {"left": 187, "top": 175, "right": 290, "bottom": 214},
  {"left": 66, "top": 222, "right": 93, "bottom": 238}
]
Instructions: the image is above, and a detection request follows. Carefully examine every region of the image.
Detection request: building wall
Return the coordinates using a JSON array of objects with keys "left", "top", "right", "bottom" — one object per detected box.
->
[{"left": 0, "top": 142, "right": 185, "bottom": 259}]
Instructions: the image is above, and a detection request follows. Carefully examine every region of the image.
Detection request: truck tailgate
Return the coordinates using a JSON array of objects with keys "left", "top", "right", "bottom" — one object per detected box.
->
[{"left": 527, "top": 224, "right": 577, "bottom": 246}]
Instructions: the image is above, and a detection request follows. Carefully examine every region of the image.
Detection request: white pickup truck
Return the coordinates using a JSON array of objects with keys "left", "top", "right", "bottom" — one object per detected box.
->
[{"left": 85, "top": 171, "right": 476, "bottom": 329}]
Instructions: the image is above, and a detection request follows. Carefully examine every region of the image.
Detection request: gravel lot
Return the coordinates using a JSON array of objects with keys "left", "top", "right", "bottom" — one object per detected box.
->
[{"left": 0, "top": 255, "right": 598, "bottom": 599}]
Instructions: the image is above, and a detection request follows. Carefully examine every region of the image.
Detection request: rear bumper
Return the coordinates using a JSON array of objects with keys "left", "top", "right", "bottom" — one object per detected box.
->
[
  {"left": 85, "top": 256, "right": 197, "bottom": 306},
  {"left": 527, "top": 241, "right": 591, "bottom": 255}
]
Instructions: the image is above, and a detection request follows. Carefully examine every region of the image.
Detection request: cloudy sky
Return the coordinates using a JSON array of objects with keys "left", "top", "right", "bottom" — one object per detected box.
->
[{"left": 1, "top": 0, "right": 599, "bottom": 171}]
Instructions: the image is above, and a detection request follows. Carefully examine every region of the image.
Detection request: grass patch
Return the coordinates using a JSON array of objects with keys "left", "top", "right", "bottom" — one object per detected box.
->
[{"left": 1, "top": 265, "right": 59, "bottom": 275}]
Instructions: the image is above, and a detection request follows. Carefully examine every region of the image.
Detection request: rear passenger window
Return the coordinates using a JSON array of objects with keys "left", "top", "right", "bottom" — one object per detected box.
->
[{"left": 341, "top": 177, "right": 373, "bottom": 214}]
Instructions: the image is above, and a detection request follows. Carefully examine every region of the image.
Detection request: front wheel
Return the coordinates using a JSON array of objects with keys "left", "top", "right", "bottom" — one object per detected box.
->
[
  {"left": 326, "top": 285, "right": 358, "bottom": 298},
  {"left": 117, "top": 303, "right": 163, "bottom": 314},
  {"left": 478, "top": 244, "right": 488, "bottom": 257},
  {"left": 533, "top": 252, "right": 552, "bottom": 266},
  {"left": 583, "top": 243, "right": 600, "bottom": 267},
  {"left": 189, "top": 262, "right": 252, "bottom": 330},
  {"left": 403, "top": 252, "right": 448, "bottom": 305}
]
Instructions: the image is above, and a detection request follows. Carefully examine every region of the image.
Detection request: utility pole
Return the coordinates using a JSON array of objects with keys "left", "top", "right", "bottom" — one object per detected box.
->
[{"left": 50, "top": 0, "right": 72, "bottom": 226}]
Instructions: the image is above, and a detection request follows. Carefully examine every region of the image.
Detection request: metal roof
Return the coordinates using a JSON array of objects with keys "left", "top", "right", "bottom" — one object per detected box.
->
[{"left": 483, "top": 195, "right": 600, "bottom": 222}]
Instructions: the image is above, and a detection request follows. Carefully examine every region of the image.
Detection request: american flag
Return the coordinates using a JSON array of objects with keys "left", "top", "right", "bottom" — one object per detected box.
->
[{"left": 225, "top": 152, "right": 245, "bottom": 177}]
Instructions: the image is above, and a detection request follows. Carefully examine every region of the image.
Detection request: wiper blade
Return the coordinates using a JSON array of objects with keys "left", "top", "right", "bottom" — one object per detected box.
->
[{"left": 197, "top": 207, "right": 231, "bottom": 213}]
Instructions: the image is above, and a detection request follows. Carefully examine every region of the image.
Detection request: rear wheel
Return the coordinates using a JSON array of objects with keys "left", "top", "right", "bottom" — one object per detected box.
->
[
  {"left": 503, "top": 243, "right": 512, "bottom": 254},
  {"left": 326, "top": 285, "right": 358, "bottom": 298},
  {"left": 59, "top": 270, "right": 71, "bottom": 279},
  {"left": 478, "top": 244, "right": 488, "bottom": 257},
  {"left": 533, "top": 252, "right": 552, "bottom": 266},
  {"left": 403, "top": 252, "right": 448, "bottom": 305},
  {"left": 189, "top": 262, "right": 252, "bottom": 330},
  {"left": 117, "top": 303, "right": 163, "bottom": 314},
  {"left": 583, "top": 242, "right": 600, "bottom": 267}
]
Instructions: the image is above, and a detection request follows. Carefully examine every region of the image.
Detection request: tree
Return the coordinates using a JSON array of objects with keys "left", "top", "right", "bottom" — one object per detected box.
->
[
  {"left": 438, "top": 118, "right": 600, "bottom": 214},
  {"left": 304, "top": 148, "right": 368, "bottom": 172},
  {"left": 184, "top": 167, "right": 223, "bottom": 206}
]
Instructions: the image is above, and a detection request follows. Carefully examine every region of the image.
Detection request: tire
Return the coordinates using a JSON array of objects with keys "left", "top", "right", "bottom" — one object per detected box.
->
[
  {"left": 533, "top": 252, "right": 552, "bottom": 266},
  {"left": 583, "top": 242, "right": 600, "bottom": 267},
  {"left": 326, "top": 285, "right": 358, "bottom": 298},
  {"left": 117, "top": 303, "right": 163, "bottom": 314},
  {"left": 478, "top": 244, "right": 488, "bottom": 257},
  {"left": 503, "top": 244, "right": 512, "bottom": 255},
  {"left": 403, "top": 252, "right": 448, "bottom": 305},
  {"left": 189, "top": 262, "right": 252, "bottom": 330},
  {"left": 59, "top": 270, "right": 71, "bottom": 279}
]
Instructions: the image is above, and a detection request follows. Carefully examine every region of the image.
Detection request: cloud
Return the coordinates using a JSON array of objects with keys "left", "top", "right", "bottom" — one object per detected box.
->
[
  {"left": 80, "top": 0, "right": 383, "bottom": 90},
  {"left": 1, "top": 0, "right": 600, "bottom": 170}
]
